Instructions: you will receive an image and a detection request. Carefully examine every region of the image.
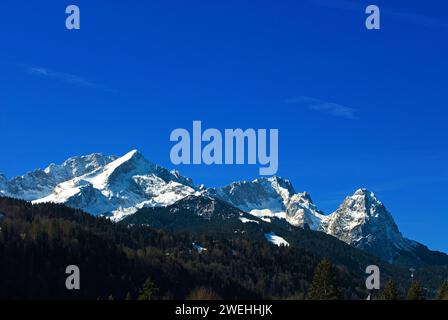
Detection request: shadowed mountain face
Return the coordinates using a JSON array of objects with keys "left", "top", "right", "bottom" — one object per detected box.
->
[
  {"left": 0, "top": 150, "right": 447, "bottom": 266},
  {"left": 207, "top": 179, "right": 439, "bottom": 263},
  {"left": 207, "top": 176, "right": 325, "bottom": 230},
  {"left": 321, "top": 189, "right": 415, "bottom": 262}
]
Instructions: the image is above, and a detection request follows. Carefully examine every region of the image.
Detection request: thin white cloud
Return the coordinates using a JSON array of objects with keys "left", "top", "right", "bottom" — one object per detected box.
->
[
  {"left": 391, "top": 11, "right": 448, "bottom": 29},
  {"left": 309, "top": 0, "right": 448, "bottom": 29},
  {"left": 288, "top": 96, "right": 358, "bottom": 120},
  {"left": 27, "top": 66, "right": 103, "bottom": 89},
  {"left": 367, "top": 174, "right": 448, "bottom": 193}
]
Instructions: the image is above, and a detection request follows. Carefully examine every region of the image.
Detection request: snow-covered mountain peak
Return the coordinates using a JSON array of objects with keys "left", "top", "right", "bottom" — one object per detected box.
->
[
  {"left": 339, "top": 188, "right": 386, "bottom": 221},
  {"left": 294, "top": 191, "right": 313, "bottom": 203},
  {"left": 354, "top": 188, "right": 368, "bottom": 194},
  {"left": 0, "top": 150, "right": 196, "bottom": 220},
  {"left": 208, "top": 177, "right": 324, "bottom": 228},
  {"left": 322, "top": 189, "right": 414, "bottom": 262},
  {"left": 83, "top": 149, "right": 154, "bottom": 190},
  {"left": 0, "top": 150, "right": 427, "bottom": 263},
  {"left": 106, "top": 149, "right": 148, "bottom": 171},
  {"left": 1, "top": 152, "right": 118, "bottom": 201},
  {"left": 0, "top": 174, "right": 7, "bottom": 196},
  {"left": 253, "top": 176, "right": 295, "bottom": 195},
  {"left": 44, "top": 152, "right": 118, "bottom": 177},
  {"left": 352, "top": 188, "right": 380, "bottom": 202},
  {"left": 208, "top": 176, "right": 293, "bottom": 212},
  {"left": 112, "top": 149, "right": 148, "bottom": 167}
]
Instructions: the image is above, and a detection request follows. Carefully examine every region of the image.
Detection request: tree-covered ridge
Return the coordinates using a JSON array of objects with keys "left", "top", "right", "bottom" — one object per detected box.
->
[
  {"left": 0, "top": 197, "right": 353, "bottom": 299},
  {"left": 0, "top": 197, "right": 447, "bottom": 300}
]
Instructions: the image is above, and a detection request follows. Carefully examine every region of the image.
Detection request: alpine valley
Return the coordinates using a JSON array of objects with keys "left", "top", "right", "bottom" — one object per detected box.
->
[{"left": 1, "top": 150, "right": 447, "bottom": 299}]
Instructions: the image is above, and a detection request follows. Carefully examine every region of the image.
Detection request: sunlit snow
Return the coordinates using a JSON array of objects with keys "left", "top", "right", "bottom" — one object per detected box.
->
[{"left": 264, "top": 232, "right": 290, "bottom": 247}]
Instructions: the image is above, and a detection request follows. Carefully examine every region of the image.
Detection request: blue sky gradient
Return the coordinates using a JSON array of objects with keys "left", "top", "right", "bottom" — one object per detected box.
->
[{"left": 0, "top": 0, "right": 447, "bottom": 252}]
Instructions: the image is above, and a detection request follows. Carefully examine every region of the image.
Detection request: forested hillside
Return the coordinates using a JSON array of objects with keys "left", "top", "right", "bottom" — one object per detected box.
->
[{"left": 0, "top": 197, "right": 446, "bottom": 300}]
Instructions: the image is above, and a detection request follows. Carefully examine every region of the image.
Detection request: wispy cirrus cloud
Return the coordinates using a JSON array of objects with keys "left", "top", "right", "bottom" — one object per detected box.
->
[
  {"left": 391, "top": 11, "right": 448, "bottom": 29},
  {"left": 309, "top": 0, "right": 448, "bottom": 29},
  {"left": 287, "top": 96, "right": 358, "bottom": 120},
  {"left": 26, "top": 66, "right": 105, "bottom": 90},
  {"left": 366, "top": 174, "right": 448, "bottom": 194}
]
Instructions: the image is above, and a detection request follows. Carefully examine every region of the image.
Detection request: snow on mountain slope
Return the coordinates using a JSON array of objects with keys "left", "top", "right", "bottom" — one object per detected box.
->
[
  {"left": 2, "top": 153, "right": 117, "bottom": 201},
  {"left": 208, "top": 178, "right": 420, "bottom": 262},
  {"left": 239, "top": 217, "right": 259, "bottom": 224},
  {"left": 0, "top": 174, "right": 7, "bottom": 197},
  {"left": 208, "top": 176, "right": 325, "bottom": 228},
  {"left": 32, "top": 150, "right": 198, "bottom": 220},
  {"left": 0, "top": 150, "right": 438, "bottom": 263},
  {"left": 264, "top": 232, "right": 290, "bottom": 247},
  {"left": 321, "top": 189, "right": 416, "bottom": 262}
]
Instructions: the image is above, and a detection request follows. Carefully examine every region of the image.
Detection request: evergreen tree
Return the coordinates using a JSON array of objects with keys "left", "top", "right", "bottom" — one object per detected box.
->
[
  {"left": 437, "top": 280, "right": 448, "bottom": 300},
  {"left": 138, "top": 277, "right": 159, "bottom": 300},
  {"left": 308, "top": 259, "right": 340, "bottom": 300},
  {"left": 3, "top": 196, "right": 445, "bottom": 301},
  {"left": 382, "top": 280, "right": 401, "bottom": 300},
  {"left": 407, "top": 281, "right": 424, "bottom": 300},
  {"left": 125, "top": 292, "right": 132, "bottom": 300}
]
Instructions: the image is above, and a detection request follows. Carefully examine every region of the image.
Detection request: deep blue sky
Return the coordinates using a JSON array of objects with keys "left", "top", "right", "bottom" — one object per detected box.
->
[{"left": 0, "top": 0, "right": 447, "bottom": 252}]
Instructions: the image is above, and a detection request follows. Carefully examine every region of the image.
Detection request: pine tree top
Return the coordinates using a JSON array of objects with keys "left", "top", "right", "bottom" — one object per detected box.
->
[
  {"left": 308, "top": 259, "right": 341, "bottom": 300},
  {"left": 407, "top": 281, "right": 425, "bottom": 300},
  {"left": 438, "top": 279, "right": 448, "bottom": 300},
  {"left": 382, "top": 280, "right": 402, "bottom": 300}
]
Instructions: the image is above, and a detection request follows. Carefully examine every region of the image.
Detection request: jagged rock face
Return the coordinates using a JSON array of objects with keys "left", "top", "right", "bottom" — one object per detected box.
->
[
  {"left": 0, "top": 150, "right": 431, "bottom": 263},
  {"left": 3, "top": 153, "right": 117, "bottom": 201},
  {"left": 0, "top": 174, "right": 7, "bottom": 196},
  {"left": 208, "top": 176, "right": 294, "bottom": 211},
  {"left": 0, "top": 150, "right": 197, "bottom": 220},
  {"left": 287, "top": 192, "right": 323, "bottom": 229},
  {"left": 321, "top": 189, "right": 415, "bottom": 262},
  {"left": 210, "top": 180, "right": 415, "bottom": 262},
  {"left": 45, "top": 153, "right": 118, "bottom": 180},
  {"left": 209, "top": 177, "right": 324, "bottom": 228},
  {"left": 167, "top": 195, "right": 245, "bottom": 220}
]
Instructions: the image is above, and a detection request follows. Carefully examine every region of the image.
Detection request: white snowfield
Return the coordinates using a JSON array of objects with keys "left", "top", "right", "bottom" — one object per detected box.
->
[
  {"left": 264, "top": 232, "right": 290, "bottom": 247},
  {"left": 0, "top": 149, "right": 415, "bottom": 261},
  {"left": 5, "top": 150, "right": 197, "bottom": 221},
  {"left": 239, "top": 217, "right": 259, "bottom": 224},
  {"left": 208, "top": 176, "right": 414, "bottom": 262},
  {"left": 208, "top": 177, "right": 326, "bottom": 229}
]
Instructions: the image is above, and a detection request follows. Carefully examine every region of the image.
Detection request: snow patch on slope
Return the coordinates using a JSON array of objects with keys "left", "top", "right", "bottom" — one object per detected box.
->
[
  {"left": 239, "top": 217, "right": 259, "bottom": 224},
  {"left": 264, "top": 232, "right": 290, "bottom": 247}
]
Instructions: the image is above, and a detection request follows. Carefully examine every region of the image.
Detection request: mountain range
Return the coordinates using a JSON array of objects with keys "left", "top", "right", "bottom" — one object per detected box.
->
[{"left": 1, "top": 149, "right": 446, "bottom": 265}]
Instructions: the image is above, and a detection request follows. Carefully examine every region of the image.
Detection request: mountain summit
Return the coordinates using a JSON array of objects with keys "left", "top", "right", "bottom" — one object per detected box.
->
[
  {"left": 1, "top": 150, "right": 197, "bottom": 220},
  {"left": 208, "top": 176, "right": 325, "bottom": 229},
  {"left": 208, "top": 180, "right": 418, "bottom": 262},
  {"left": 0, "top": 150, "right": 445, "bottom": 264},
  {"left": 321, "top": 188, "right": 416, "bottom": 262}
]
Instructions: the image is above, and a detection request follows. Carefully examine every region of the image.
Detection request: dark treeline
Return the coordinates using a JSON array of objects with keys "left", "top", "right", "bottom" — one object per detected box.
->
[{"left": 0, "top": 197, "right": 447, "bottom": 300}]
